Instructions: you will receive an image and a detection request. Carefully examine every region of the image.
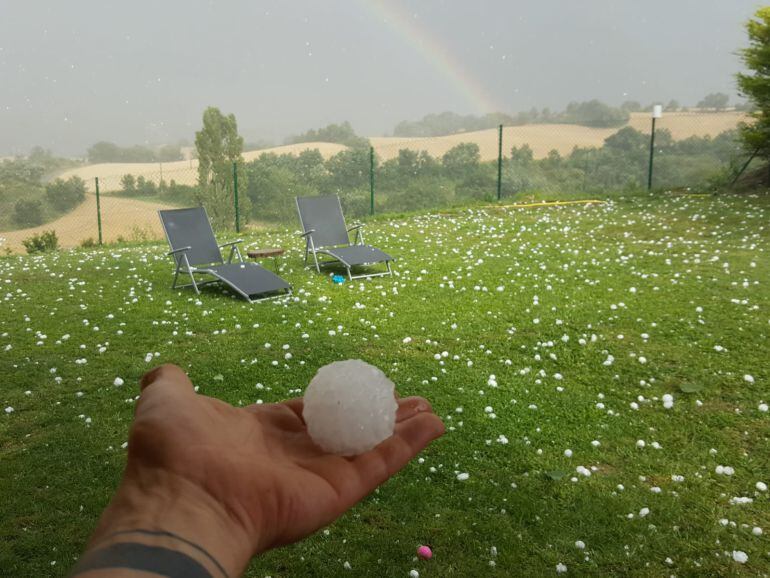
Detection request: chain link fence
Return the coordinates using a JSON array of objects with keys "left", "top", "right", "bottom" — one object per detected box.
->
[{"left": 0, "top": 110, "right": 754, "bottom": 253}]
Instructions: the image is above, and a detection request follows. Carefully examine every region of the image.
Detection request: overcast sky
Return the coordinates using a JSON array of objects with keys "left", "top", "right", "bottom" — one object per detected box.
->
[{"left": 0, "top": 0, "right": 761, "bottom": 156}]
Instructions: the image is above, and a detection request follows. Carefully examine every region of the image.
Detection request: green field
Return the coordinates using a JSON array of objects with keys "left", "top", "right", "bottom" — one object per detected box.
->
[{"left": 1, "top": 193, "right": 769, "bottom": 576}]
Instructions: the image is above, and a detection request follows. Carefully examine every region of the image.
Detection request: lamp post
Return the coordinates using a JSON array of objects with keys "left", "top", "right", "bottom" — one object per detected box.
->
[{"left": 647, "top": 104, "right": 662, "bottom": 190}]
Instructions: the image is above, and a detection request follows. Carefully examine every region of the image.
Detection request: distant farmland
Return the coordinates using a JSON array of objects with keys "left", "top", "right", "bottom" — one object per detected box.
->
[{"left": 57, "top": 111, "right": 747, "bottom": 192}]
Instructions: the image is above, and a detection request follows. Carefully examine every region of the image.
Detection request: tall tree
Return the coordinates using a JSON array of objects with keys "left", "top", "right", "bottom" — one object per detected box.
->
[
  {"left": 194, "top": 107, "right": 246, "bottom": 228},
  {"left": 697, "top": 93, "right": 730, "bottom": 110},
  {"left": 737, "top": 8, "right": 770, "bottom": 160}
]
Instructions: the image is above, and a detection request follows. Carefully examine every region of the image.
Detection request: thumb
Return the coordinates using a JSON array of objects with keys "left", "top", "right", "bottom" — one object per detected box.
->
[{"left": 139, "top": 364, "right": 195, "bottom": 395}]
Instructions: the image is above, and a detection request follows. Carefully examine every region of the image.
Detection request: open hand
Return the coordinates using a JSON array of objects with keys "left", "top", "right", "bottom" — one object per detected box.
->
[{"left": 86, "top": 364, "right": 444, "bottom": 576}]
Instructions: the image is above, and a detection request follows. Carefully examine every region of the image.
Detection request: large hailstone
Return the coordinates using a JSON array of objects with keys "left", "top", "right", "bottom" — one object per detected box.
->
[{"left": 303, "top": 360, "right": 398, "bottom": 456}]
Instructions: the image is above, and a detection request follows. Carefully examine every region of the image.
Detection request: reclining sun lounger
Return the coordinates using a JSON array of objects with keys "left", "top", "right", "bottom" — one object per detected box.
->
[
  {"left": 158, "top": 207, "right": 291, "bottom": 302},
  {"left": 295, "top": 195, "right": 393, "bottom": 280}
]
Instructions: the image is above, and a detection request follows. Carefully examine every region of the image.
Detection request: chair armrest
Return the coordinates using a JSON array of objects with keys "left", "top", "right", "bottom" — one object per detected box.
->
[
  {"left": 299, "top": 229, "right": 315, "bottom": 238},
  {"left": 218, "top": 239, "right": 243, "bottom": 249},
  {"left": 346, "top": 224, "right": 364, "bottom": 233},
  {"left": 167, "top": 246, "right": 191, "bottom": 256}
]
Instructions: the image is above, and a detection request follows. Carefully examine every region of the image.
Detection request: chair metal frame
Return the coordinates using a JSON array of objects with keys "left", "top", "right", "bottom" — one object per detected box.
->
[
  {"left": 296, "top": 196, "right": 393, "bottom": 281},
  {"left": 159, "top": 209, "right": 291, "bottom": 303}
]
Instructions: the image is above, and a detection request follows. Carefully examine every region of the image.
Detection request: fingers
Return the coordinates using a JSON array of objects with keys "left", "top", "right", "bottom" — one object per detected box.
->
[
  {"left": 139, "top": 364, "right": 195, "bottom": 394},
  {"left": 275, "top": 395, "right": 431, "bottom": 426},
  {"left": 396, "top": 396, "right": 433, "bottom": 422},
  {"left": 350, "top": 411, "right": 445, "bottom": 494},
  {"left": 279, "top": 397, "right": 305, "bottom": 424}
]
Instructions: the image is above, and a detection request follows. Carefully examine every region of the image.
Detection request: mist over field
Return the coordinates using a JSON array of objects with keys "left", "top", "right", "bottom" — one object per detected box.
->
[{"left": 0, "top": 0, "right": 759, "bottom": 156}]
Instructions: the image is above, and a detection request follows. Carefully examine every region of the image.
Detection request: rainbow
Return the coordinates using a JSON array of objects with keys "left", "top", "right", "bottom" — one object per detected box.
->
[{"left": 361, "top": 0, "right": 504, "bottom": 114}]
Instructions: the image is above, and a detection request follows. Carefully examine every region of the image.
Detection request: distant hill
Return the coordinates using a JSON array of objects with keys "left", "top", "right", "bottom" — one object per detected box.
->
[{"left": 54, "top": 111, "right": 746, "bottom": 190}]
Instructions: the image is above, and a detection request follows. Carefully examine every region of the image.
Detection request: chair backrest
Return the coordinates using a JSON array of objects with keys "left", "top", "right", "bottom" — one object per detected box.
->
[
  {"left": 158, "top": 207, "right": 223, "bottom": 266},
  {"left": 295, "top": 195, "right": 350, "bottom": 248}
]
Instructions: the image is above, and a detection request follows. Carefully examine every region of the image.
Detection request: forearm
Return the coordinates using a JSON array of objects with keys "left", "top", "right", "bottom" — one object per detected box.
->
[{"left": 71, "top": 472, "right": 256, "bottom": 578}]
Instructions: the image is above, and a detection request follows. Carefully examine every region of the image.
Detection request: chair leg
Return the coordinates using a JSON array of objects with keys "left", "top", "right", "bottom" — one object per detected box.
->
[
  {"left": 188, "top": 270, "right": 200, "bottom": 294},
  {"left": 313, "top": 250, "right": 321, "bottom": 273},
  {"left": 386, "top": 260, "right": 393, "bottom": 276},
  {"left": 347, "top": 266, "right": 353, "bottom": 281},
  {"left": 172, "top": 265, "right": 181, "bottom": 290}
]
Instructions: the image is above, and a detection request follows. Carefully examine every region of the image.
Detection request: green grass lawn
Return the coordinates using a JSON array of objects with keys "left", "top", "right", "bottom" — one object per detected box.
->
[{"left": 1, "top": 193, "right": 769, "bottom": 577}]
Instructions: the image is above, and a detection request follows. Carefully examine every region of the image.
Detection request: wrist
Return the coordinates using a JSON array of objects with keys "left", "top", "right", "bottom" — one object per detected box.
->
[{"left": 87, "top": 470, "right": 256, "bottom": 577}]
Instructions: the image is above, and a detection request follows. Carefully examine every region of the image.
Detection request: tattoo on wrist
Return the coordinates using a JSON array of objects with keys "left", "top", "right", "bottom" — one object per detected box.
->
[{"left": 70, "top": 529, "right": 229, "bottom": 578}]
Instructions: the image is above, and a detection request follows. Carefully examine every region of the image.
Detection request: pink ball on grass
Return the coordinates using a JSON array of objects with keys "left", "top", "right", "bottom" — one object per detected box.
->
[{"left": 417, "top": 545, "right": 433, "bottom": 560}]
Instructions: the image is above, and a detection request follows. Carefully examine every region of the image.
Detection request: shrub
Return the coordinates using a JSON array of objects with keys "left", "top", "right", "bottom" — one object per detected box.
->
[
  {"left": 80, "top": 237, "right": 97, "bottom": 248},
  {"left": 22, "top": 230, "right": 58, "bottom": 254},
  {"left": 13, "top": 199, "right": 45, "bottom": 227},
  {"left": 45, "top": 176, "right": 86, "bottom": 211}
]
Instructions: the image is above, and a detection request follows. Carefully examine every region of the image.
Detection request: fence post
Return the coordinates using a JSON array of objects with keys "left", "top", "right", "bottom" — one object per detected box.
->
[
  {"left": 233, "top": 162, "right": 240, "bottom": 233},
  {"left": 95, "top": 177, "right": 103, "bottom": 245},
  {"left": 497, "top": 124, "right": 503, "bottom": 200},
  {"left": 647, "top": 116, "right": 657, "bottom": 190},
  {"left": 369, "top": 146, "right": 375, "bottom": 216}
]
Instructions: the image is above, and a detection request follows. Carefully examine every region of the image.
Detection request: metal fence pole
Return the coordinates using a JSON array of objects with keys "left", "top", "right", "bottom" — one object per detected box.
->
[
  {"left": 369, "top": 146, "right": 375, "bottom": 216},
  {"left": 647, "top": 116, "right": 657, "bottom": 190},
  {"left": 497, "top": 124, "right": 503, "bottom": 200},
  {"left": 233, "top": 162, "right": 240, "bottom": 233},
  {"left": 95, "top": 177, "right": 103, "bottom": 245}
]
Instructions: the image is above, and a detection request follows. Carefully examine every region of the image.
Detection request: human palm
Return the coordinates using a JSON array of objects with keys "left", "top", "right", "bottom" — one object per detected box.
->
[{"left": 125, "top": 364, "right": 444, "bottom": 556}]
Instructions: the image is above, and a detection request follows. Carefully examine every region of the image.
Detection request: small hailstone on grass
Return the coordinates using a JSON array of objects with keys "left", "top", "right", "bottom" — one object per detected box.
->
[
  {"left": 556, "top": 562, "right": 567, "bottom": 574},
  {"left": 457, "top": 472, "right": 470, "bottom": 481},
  {"left": 732, "top": 551, "right": 748, "bottom": 564},
  {"left": 113, "top": 377, "right": 124, "bottom": 387},
  {"left": 715, "top": 465, "right": 735, "bottom": 476},
  {"left": 636, "top": 440, "right": 646, "bottom": 449},
  {"left": 4, "top": 406, "right": 14, "bottom": 414},
  {"left": 662, "top": 394, "right": 674, "bottom": 409},
  {"left": 639, "top": 507, "right": 650, "bottom": 517},
  {"left": 759, "top": 403, "right": 768, "bottom": 412},
  {"left": 409, "top": 570, "right": 420, "bottom": 578},
  {"left": 729, "top": 496, "right": 753, "bottom": 505},
  {"left": 575, "top": 540, "right": 585, "bottom": 550},
  {"left": 756, "top": 481, "right": 767, "bottom": 492},
  {"left": 591, "top": 440, "right": 601, "bottom": 447},
  {"left": 752, "top": 526, "right": 762, "bottom": 536},
  {"left": 564, "top": 449, "right": 573, "bottom": 458}
]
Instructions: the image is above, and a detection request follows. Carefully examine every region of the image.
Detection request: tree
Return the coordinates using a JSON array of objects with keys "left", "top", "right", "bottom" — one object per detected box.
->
[
  {"left": 14, "top": 199, "right": 45, "bottom": 227},
  {"left": 442, "top": 143, "right": 480, "bottom": 178},
  {"left": 620, "top": 101, "right": 642, "bottom": 113},
  {"left": 697, "top": 92, "right": 729, "bottom": 111},
  {"left": 194, "top": 107, "right": 245, "bottom": 227},
  {"left": 510, "top": 144, "right": 534, "bottom": 164},
  {"left": 737, "top": 8, "right": 770, "bottom": 160},
  {"left": 559, "top": 100, "right": 629, "bottom": 127},
  {"left": 604, "top": 127, "right": 648, "bottom": 153},
  {"left": 286, "top": 121, "right": 369, "bottom": 149},
  {"left": 666, "top": 100, "right": 680, "bottom": 112},
  {"left": 121, "top": 174, "right": 136, "bottom": 194},
  {"left": 45, "top": 176, "right": 86, "bottom": 212}
]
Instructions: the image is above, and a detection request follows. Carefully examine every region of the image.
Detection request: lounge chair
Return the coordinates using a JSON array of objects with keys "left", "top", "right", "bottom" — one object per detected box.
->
[
  {"left": 295, "top": 195, "right": 393, "bottom": 280},
  {"left": 158, "top": 207, "right": 291, "bottom": 302}
]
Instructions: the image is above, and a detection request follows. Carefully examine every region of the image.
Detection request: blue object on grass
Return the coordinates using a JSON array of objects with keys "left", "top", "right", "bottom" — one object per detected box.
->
[{"left": 332, "top": 274, "right": 346, "bottom": 284}]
